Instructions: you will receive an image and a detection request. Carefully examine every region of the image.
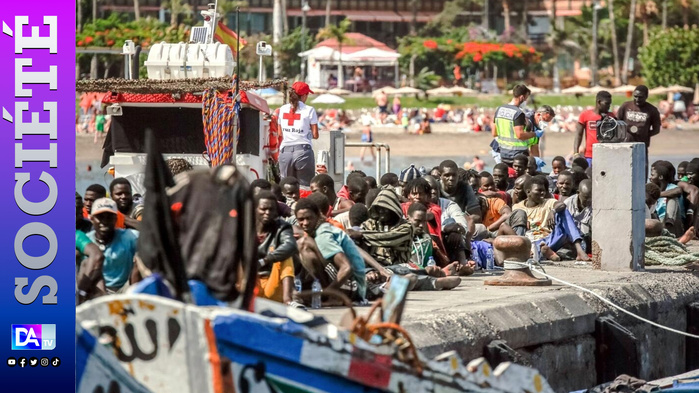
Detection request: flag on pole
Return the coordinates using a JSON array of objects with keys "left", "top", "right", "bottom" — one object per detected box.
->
[{"left": 214, "top": 21, "right": 247, "bottom": 53}]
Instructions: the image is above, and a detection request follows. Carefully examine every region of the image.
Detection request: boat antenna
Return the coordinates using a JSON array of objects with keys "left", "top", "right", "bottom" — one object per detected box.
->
[
  {"left": 235, "top": 6, "right": 240, "bottom": 97},
  {"left": 210, "top": 0, "right": 219, "bottom": 44}
]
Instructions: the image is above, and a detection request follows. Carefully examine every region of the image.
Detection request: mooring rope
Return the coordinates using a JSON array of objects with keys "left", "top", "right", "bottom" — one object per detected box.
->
[
  {"left": 508, "top": 261, "right": 699, "bottom": 340},
  {"left": 644, "top": 235, "right": 699, "bottom": 266}
]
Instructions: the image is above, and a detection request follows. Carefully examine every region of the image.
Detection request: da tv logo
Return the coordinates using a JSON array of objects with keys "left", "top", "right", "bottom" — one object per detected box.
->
[{"left": 11, "top": 325, "right": 56, "bottom": 350}]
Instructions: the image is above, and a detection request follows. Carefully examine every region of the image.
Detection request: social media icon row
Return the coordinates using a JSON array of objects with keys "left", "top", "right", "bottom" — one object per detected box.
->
[{"left": 7, "top": 357, "right": 59, "bottom": 368}]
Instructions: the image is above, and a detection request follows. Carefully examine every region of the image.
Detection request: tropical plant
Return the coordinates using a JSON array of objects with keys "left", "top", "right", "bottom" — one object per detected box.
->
[
  {"left": 216, "top": 1, "right": 249, "bottom": 21},
  {"left": 162, "top": 0, "right": 191, "bottom": 27},
  {"left": 638, "top": 26, "right": 699, "bottom": 87},
  {"left": 277, "top": 26, "right": 317, "bottom": 80},
  {"left": 413, "top": 67, "right": 440, "bottom": 90},
  {"left": 76, "top": 14, "right": 190, "bottom": 50},
  {"left": 316, "top": 18, "right": 352, "bottom": 88}
]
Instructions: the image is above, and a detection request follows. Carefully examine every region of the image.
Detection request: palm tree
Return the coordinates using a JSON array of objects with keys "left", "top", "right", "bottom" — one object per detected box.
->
[
  {"left": 637, "top": 1, "right": 658, "bottom": 46},
  {"left": 273, "top": 0, "right": 283, "bottom": 78},
  {"left": 483, "top": 0, "right": 489, "bottom": 29},
  {"left": 548, "top": 26, "right": 584, "bottom": 92},
  {"left": 608, "top": 0, "right": 621, "bottom": 86},
  {"left": 502, "top": 0, "right": 511, "bottom": 33},
  {"left": 621, "top": 0, "right": 637, "bottom": 84},
  {"left": 410, "top": 0, "right": 418, "bottom": 35},
  {"left": 217, "top": 1, "right": 249, "bottom": 20},
  {"left": 520, "top": 0, "right": 529, "bottom": 40},
  {"left": 317, "top": 18, "right": 352, "bottom": 89},
  {"left": 680, "top": 0, "right": 692, "bottom": 28},
  {"left": 167, "top": 0, "right": 190, "bottom": 27},
  {"left": 325, "top": 0, "right": 331, "bottom": 27},
  {"left": 133, "top": 0, "right": 140, "bottom": 20}
]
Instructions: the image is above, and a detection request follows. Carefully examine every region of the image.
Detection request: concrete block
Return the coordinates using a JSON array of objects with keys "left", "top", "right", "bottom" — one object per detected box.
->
[
  {"left": 592, "top": 209, "right": 645, "bottom": 271},
  {"left": 591, "top": 143, "right": 645, "bottom": 271},
  {"left": 591, "top": 143, "right": 646, "bottom": 212}
]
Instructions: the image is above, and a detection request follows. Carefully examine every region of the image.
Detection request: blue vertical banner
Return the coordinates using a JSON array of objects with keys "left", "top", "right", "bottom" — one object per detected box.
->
[{"left": 0, "top": 1, "right": 76, "bottom": 392}]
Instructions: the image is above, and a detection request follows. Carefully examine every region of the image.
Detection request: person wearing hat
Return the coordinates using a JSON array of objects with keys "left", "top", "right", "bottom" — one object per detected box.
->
[
  {"left": 278, "top": 81, "right": 319, "bottom": 186},
  {"left": 86, "top": 198, "right": 140, "bottom": 293},
  {"left": 397, "top": 164, "right": 421, "bottom": 198}
]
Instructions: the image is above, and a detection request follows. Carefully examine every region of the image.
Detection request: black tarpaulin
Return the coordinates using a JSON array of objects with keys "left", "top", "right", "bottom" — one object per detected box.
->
[{"left": 137, "top": 130, "right": 191, "bottom": 302}]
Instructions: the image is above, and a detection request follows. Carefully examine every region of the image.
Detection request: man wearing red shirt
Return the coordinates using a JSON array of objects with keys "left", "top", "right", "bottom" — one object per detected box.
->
[{"left": 574, "top": 90, "right": 613, "bottom": 167}]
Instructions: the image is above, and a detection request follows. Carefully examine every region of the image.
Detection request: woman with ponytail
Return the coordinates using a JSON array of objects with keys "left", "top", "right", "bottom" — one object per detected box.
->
[{"left": 277, "top": 81, "right": 319, "bottom": 186}]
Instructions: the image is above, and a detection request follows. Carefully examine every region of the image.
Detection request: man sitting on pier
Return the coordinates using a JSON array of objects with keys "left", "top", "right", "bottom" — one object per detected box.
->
[
  {"left": 478, "top": 173, "right": 513, "bottom": 233},
  {"left": 350, "top": 189, "right": 414, "bottom": 267},
  {"left": 310, "top": 174, "right": 356, "bottom": 217},
  {"left": 554, "top": 171, "right": 576, "bottom": 202},
  {"left": 279, "top": 176, "right": 301, "bottom": 212},
  {"left": 439, "top": 160, "right": 481, "bottom": 221},
  {"left": 254, "top": 191, "right": 299, "bottom": 307},
  {"left": 499, "top": 176, "right": 589, "bottom": 261},
  {"left": 509, "top": 174, "right": 532, "bottom": 205},
  {"left": 650, "top": 160, "right": 699, "bottom": 239},
  {"left": 564, "top": 179, "right": 593, "bottom": 253},
  {"left": 295, "top": 198, "right": 367, "bottom": 305}
]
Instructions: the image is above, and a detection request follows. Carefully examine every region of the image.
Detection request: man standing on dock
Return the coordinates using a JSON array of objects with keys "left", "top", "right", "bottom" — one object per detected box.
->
[{"left": 492, "top": 85, "right": 543, "bottom": 166}]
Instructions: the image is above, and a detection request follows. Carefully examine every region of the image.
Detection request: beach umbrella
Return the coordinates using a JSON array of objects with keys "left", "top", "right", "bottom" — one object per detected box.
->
[
  {"left": 328, "top": 88, "right": 353, "bottom": 96},
  {"left": 612, "top": 84, "right": 636, "bottom": 94},
  {"left": 561, "top": 85, "right": 590, "bottom": 94},
  {"left": 665, "top": 85, "right": 693, "bottom": 93},
  {"left": 394, "top": 86, "right": 424, "bottom": 96},
  {"left": 649, "top": 86, "right": 669, "bottom": 95},
  {"left": 528, "top": 86, "right": 547, "bottom": 94},
  {"left": 266, "top": 95, "right": 284, "bottom": 106},
  {"left": 587, "top": 85, "right": 609, "bottom": 94},
  {"left": 507, "top": 86, "right": 548, "bottom": 94},
  {"left": 372, "top": 86, "right": 398, "bottom": 97},
  {"left": 426, "top": 86, "right": 454, "bottom": 96},
  {"left": 311, "top": 93, "right": 346, "bottom": 105},
  {"left": 253, "top": 87, "right": 280, "bottom": 97},
  {"left": 447, "top": 86, "right": 479, "bottom": 96}
]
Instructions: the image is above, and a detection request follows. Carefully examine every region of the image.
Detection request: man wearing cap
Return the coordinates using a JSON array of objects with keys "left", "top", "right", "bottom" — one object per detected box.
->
[
  {"left": 617, "top": 85, "right": 661, "bottom": 177},
  {"left": 278, "top": 81, "right": 319, "bottom": 186},
  {"left": 86, "top": 198, "right": 140, "bottom": 293}
]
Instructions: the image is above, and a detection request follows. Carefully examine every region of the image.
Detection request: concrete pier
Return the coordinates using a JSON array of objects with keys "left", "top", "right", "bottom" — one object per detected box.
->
[{"left": 313, "top": 258, "right": 699, "bottom": 392}]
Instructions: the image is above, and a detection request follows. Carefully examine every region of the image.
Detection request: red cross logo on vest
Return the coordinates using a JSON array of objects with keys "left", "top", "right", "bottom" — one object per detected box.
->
[{"left": 283, "top": 111, "right": 301, "bottom": 126}]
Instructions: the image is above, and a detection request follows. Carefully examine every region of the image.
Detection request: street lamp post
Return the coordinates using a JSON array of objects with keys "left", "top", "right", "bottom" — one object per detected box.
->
[{"left": 301, "top": 1, "right": 311, "bottom": 81}]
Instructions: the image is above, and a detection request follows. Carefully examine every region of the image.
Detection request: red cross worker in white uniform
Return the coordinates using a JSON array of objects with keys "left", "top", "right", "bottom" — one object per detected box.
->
[{"left": 277, "top": 82, "right": 319, "bottom": 186}]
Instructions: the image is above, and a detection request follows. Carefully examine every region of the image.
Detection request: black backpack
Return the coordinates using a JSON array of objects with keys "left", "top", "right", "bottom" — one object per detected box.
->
[{"left": 596, "top": 115, "right": 629, "bottom": 143}]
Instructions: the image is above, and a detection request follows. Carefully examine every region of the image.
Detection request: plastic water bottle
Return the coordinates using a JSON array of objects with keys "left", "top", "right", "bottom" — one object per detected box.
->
[
  {"left": 485, "top": 245, "right": 495, "bottom": 270},
  {"left": 294, "top": 277, "right": 302, "bottom": 293},
  {"left": 427, "top": 256, "right": 436, "bottom": 267},
  {"left": 311, "top": 279, "right": 322, "bottom": 309}
]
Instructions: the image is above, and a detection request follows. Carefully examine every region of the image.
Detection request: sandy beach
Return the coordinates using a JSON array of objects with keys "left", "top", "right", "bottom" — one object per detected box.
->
[{"left": 76, "top": 128, "right": 699, "bottom": 162}]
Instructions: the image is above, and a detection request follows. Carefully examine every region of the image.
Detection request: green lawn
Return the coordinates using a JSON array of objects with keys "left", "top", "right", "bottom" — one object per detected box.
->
[
  {"left": 80, "top": 92, "right": 659, "bottom": 113},
  {"left": 310, "top": 94, "right": 601, "bottom": 110}
]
